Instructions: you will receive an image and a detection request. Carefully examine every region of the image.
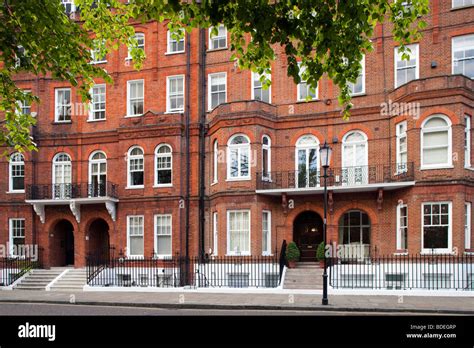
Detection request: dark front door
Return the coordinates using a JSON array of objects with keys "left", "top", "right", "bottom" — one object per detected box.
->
[
  {"left": 65, "top": 229, "right": 75, "bottom": 265},
  {"left": 293, "top": 211, "right": 323, "bottom": 262}
]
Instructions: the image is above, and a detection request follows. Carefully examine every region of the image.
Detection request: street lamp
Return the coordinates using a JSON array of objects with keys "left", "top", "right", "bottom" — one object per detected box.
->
[{"left": 319, "top": 141, "right": 332, "bottom": 305}]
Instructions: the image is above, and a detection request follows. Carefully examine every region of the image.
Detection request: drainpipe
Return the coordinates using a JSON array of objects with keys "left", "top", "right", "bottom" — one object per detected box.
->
[{"left": 185, "top": 31, "right": 191, "bottom": 265}]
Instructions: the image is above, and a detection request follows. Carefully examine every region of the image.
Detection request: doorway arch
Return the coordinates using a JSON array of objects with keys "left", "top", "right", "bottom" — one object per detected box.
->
[
  {"left": 87, "top": 218, "right": 110, "bottom": 261},
  {"left": 51, "top": 219, "right": 75, "bottom": 266},
  {"left": 293, "top": 211, "right": 324, "bottom": 262}
]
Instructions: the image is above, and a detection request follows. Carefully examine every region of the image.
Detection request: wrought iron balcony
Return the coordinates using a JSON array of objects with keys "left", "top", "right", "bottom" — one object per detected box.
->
[
  {"left": 26, "top": 182, "right": 118, "bottom": 201},
  {"left": 256, "top": 163, "right": 415, "bottom": 193}
]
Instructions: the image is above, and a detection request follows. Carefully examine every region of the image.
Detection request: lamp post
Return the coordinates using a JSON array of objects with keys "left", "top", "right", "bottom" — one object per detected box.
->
[{"left": 319, "top": 141, "right": 332, "bottom": 305}]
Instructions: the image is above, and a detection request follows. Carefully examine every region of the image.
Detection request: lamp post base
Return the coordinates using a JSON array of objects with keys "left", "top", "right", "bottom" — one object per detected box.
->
[{"left": 322, "top": 298, "right": 328, "bottom": 305}]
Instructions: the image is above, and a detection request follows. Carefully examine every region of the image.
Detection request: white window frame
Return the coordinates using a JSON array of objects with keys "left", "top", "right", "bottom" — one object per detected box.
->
[
  {"left": 52, "top": 153, "right": 72, "bottom": 199},
  {"left": 262, "top": 210, "right": 272, "bottom": 256},
  {"left": 452, "top": 0, "right": 474, "bottom": 8},
  {"left": 9, "top": 152, "right": 25, "bottom": 193},
  {"left": 262, "top": 135, "right": 271, "bottom": 180},
  {"left": 348, "top": 55, "right": 366, "bottom": 96},
  {"left": 127, "top": 33, "right": 145, "bottom": 60},
  {"left": 127, "top": 146, "right": 145, "bottom": 189},
  {"left": 18, "top": 90, "right": 31, "bottom": 115},
  {"left": 295, "top": 135, "right": 320, "bottom": 188},
  {"left": 154, "top": 144, "right": 173, "bottom": 187},
  {"left": 466, "top": 202, "right": 472, "bottom": 250},
  {"left": 227, "top": 134, "right": 251, "bottom": 181},
  {"left": 208, "top": 25, "right": 227, "bottom": 50},
  {"left": 396, "top": 204, "right": 408, "bottom": 251},
  {"left": 213, "top": 212, "right": 218, "bottom": 256},
  {"left": 341, "top": 131, "right": 368, "bottom": 186},
  {"left": 166, "top": 75, "right": 185, "bottom": 113},
  {"left": 126, "top": 79, "right": 144, "bottom": 117},
  {"left": 154, "top": 214, "right": 172, "bottom": 258},
  {"left": 452, "top": 34, "right": 474, "bottom": 78},
  {"left": 127, "top": 215, "right": 144, "bottom": 258},
  {"left": 226, "top": 210, "right": 251, "bottom": 256},
  {"left": 251, "top": 71, "right": 271, "bottom": 104},
  {"left": 212, "top": 140, "right": 218, "bottom": 184},
  {"left": 89, "top": 84, "right": 106, "bottom": 121},
  {"left": 421, "top": 202, "right": 452, "bottom": 254},
  {"left": 166, "top": 29, "right": 185, "bottom": 54},
  {"left": 396, "top": 121, "right": 408, "bottom": 173},
  {"left": 420, "top": 115, "right": 452, "bottom": 169},
  {"left": 208, "top": 72, "right": 227, "bottom": 110},
  {"left": 61, "top": 0, "right": 76, "bottom": 13},
  {"left": 55, "top": 88, "right": 72, "bottom": 123},
  {"left": 9, "top": 218, "right": 25, "bottom": 257},
  {"left": 394, "top": 44, "right": 419, "bottom": 88},
  {"left": 297, "top": 64, "right": 318, "bottom": 101},
  {"left": 465, "top": 115, "right": 471, "bottom": 168},
  {"left": 90, "top": 40, "right": 107, "bottom": 64}
]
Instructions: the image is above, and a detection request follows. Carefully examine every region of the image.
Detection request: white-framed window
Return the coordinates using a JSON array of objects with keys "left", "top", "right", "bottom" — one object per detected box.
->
[
  {"left": 227, "top": 210, "right": 250, "bottom": 255},
  {"left": 465, "top": 115, "right": 471, "bottom": 168},
  {"left": 452, "top": 34, "right": 474, "bottom": 79},
  {"left": 127, "top": 146, "right": 144, "bottom": 188},
  {"left": 89, "top": 84, "right": 106, "bottom": 121},
  {"left": 394, "top": 44, "right": 419, "bottom": 88},
  {"left": 167, "top": 29, "right": 185, "bottom": 54},
  {"left": 155, "top": 144, "right": 172, "bottom": 186},
  {"left": 396, "top": 204, "right": 408, "bottom": 250},
  {"left": 262, "top": 135, "right": 271, "bottom": 180},
  {"left": 18, "top": 90, "right": 31, "bottom": 115},
  {"left": 9, "top": 153, "right": 25, "bottom": 192},
  {"left": 52, "top": 153, "right": 72, "bottom": 199},
  {"left": 213, "top": 212, "right": 218, "bottom": 256},
  {"left": 251, "top": 72, "right": 271, "bottom": 103},
  {"left": 421, "top": 115, "right": 452, "bottom": 169},
  {"left": 154, "top": 214, "right": 172, "bottom": 257},
  {"left": 341, "top": 131, "right": 368, "bottom": 185},
  {"left": 396, "top": 121, "right": 408, "bottom": 173},
  {"left": 127, "top": 215, "right": 144, "bottom": 257},
  {"left": 422, "top": 202, "right": 452, "bottom": 254},
  {"left": 90, "top": 40, "right": 106, "bottom": 64},
  {"left": 127, "top": 33, "right": 145, "bottom": 60},
  {"left": 262, "top": 210, "right": 271, "bottom": 255},
  {"left": 209, "top": 25, "right": 227, "bottom": 50},
  {"left": 212, "top": 140, "right": 218, "bottom": 184},
  {"left": 466, "top": 202, "right": 472, "bottom": 250},
  {"left": 61, "top": 0, "right": 76, "bottom": 13},
  {"left": 348, "top": 55, "right": 366, "bottom": 95},
  {"left": 166, "top": 75, "right": 184, "bottom": 113},
  {"left": 55, "top": 88, "right": 71, "bottom": 122},
  {"left": 9, "top": 218, "right": 25, "bottom": 257},
  {"left": 295, "top": 135, "right": 320, "bottom": 188},
  {"left": 453, "top": 0, "right": 474, "bottom": 7},
  {"left": 126, "top": 79, "right": 144, "bottom": 117},
  {"left": 208, "top": 72, "right": 226, "bottom": 110},
  {"left": 227, "top": 134, "right": 251, "bottom": 180},
  {"left": 297, "top": 64, "right": 317, "bottom": 101},
  {"left": 89, "top": 151, "right": 107, "bottom": 197}
]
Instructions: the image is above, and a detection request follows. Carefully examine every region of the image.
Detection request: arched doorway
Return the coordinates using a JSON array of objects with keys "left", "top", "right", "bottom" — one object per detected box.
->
[
  {"left": 51, "top": 220, "right": 75, "bottom": 266},
  {"left": 88, "top": 219, "right": 110, "bottom": 261},
  {"left": 293, "top": 211, "right": 324, "bottom": 262}
]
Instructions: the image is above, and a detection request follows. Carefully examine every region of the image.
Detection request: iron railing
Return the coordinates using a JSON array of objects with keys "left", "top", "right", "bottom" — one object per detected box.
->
[
  {"left": 256, "top": 162, "right": 414, "bottom": 190},
  {"left": 27, "top": 182, "right": 118, "bottom": 200},
  {"left": 328, "top": 253, "right": 474, "bottom": 290},
  {"left": 279, "top": 240, "right": 287, "bottom": 282},
  {"left": 86, "top": 252, "right": 280, "bottom": 288},
  {"left": 0, "top": 254, "right": 42, "bottom": 286}
]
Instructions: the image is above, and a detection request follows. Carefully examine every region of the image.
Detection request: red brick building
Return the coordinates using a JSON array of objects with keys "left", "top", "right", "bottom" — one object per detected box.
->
[{"left": 0, "top": 0, "right": 473, "bottom": 268}]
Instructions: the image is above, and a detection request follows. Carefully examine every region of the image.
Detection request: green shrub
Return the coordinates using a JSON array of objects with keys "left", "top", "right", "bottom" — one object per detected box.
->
[
  {"left": 316, "top": 242, "right": 326, "bottom": 261},
  {"left": 286, "top": 242, "right": 300, "bottom": 262}
]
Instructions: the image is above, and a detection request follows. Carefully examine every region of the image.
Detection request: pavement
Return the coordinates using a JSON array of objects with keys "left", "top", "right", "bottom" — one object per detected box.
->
[{"left": 0, "top": 290, "right": 473, "bottom": 314}]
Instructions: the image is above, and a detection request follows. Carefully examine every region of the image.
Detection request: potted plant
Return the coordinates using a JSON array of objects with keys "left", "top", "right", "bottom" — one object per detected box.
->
[
  {"left": 316, "top": 242, "right": 326, "bottom": 267},
  {"left": 285, "top": 242, "right": 300, "bottom": 268}
]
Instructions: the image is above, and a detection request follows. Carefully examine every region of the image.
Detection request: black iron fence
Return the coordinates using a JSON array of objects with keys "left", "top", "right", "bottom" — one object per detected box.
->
[
  {"left": 86, "top": 252, "right": 281, "bottom": 288},
  {"left": 0, "top": 255, "right": 42, "bottom": 286},
  {"left": 27, "top": 182, "right": 118, "bottom": 200},
  {"left": 328, "top": 254, "right": 474, "bottom": 290},
  {"left": 256, "top": 163, "right": 414, "bottom": 190}
]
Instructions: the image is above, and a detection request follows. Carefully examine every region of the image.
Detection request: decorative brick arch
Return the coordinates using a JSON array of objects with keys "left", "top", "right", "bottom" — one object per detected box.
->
[
  {"left": 285, "top": 204, "right": 325, "bottom": 228},
  {"left": 415, "top": 108, "right": 459, "bottom": 128},
  {"left": 46, "top": 216, "right": 79, "bottom": 234},
  {"left": 333, "top": 204, "right": 379, "bottom": 226},
  {"left": 290, "top": 129, "right": 325, "bottom": 146},
  {"left": 338, "top": 125, "right": 374, "bottom": 141},
  {"left": 225, "top": 131, "right": 255, "bottom": 145}
]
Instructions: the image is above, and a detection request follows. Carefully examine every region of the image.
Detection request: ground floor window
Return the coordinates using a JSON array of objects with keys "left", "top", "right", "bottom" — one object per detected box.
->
[
  {"left": 127, "top": 216, "right": 144, "bottom": 257},
  {"left": 9, "top": 218, "right": 25, "bottom": 257},
  {"left": 262, "top": 211, "right": 271, "bottom": 255},
  {"left": 422, "top": 202, "right": 451, "bottom": 253},
  {"left": 227, "top": 210, "right": 250, "bottom": 255},
  {"left": 466, "top": 202, "right": 472, "bottom": 250},
  {"left": 154, "top": 214, "right": 172, "bottom": 257},
  {"left": 397, "top": 204, "right": 408, "bottom": 250},
  {"left": 338, "top": 210, "right": 370, "bottom": 258}
]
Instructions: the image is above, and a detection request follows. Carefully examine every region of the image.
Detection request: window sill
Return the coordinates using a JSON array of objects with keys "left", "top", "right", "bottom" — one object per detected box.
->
[
  {"left": 153, "top": 255, "right": 172, "bottom": 260},
  {"left": 153, "top": 184, "right": 173, "bottom": 188},
  {"left": 52, "top": 121, "right": 72, "bottom": 124},
  {"left": 165, "top": 51, "right": 185, "bottom": 56},
  {"left": 393, "top": 252, "right": 408, "bottom": 256},
  {"left": 450, "top": 4, "right": 474, "bottom": 11},
  {"left": 465, "top": 167, "right": 474, "bottom": 171},
  {"left": 262, "top": 253, "right": 274, "bottom": 257},
  {"left": 6, "top": 190, "right": 25, "bottom": 194},
  {"left": 296, "top": 98, "right": 318, "bottom": 103},
  {"left": 419, "top": 165, "right": 454, "bottom": 171},
  {"left": 420, "top": 250, "right": 455, "bottom": 255},
  {"left": 125, "top": 114, "right": 143, "bottom": 118},
  {"left": 207, "top": 47, "right": 228, "bottom": 53},
  {"left": 210, "top": 181, "right": 218, "bottom": 186},
  {"left": 225, "top": 253, "right": 251, "bottom": 257},
  {"left": 350, "top": 92, "right": 366, "bottom": 97},
  {"left": 91, "top": 61, "right": 107, "bottom": 65},
  {"left": 124, "top": 255, "right": 144, "bottom": 260},
  {"left": 226, "top": 177, "right": 251, "bottom": 182},
  {"left": 87, "top": 118, "right": 107, "bottom": 123},
  {"left": 164, "top": 110, "right": 184, "bottom": 114},
  {"left": 125, "top": 186, "right": 144, "bottom": 190}
]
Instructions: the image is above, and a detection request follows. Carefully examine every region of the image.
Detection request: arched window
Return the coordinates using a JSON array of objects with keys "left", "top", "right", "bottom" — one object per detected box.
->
[
  {"left": 342, "top": 131, "right": 368, "bottom": 185},
  {"left": 127, "top": 146, "right": 144, "bottom": 188},
  {"left": 338, "top": 210, "right": 371, "bottom": 258},
  {"left": 52, "top": 153, "right": 72, "bottom": 199},
  {"left": 421, "top": 115, "right": 452, "bottom": 168},
  {"left": 227, "top": 134, "right": 251, "bottom": 180},
  {"left": 262, "top": 135, "right": 271, "bottom": 180},
  {"left": 9, "top": 153, "right": 25, "bottom": 192},
  {"left": 155, "top": 144, "right": 172, "bottom": 186},
  {"left": 295, "top": 135, "right": 319, "bottom": 188},
  {"left": 89, "top": 151, "right": 107, "bottom": 197},
  {"left": 213, "top": 140, "right": 218, "bottom": 184}
]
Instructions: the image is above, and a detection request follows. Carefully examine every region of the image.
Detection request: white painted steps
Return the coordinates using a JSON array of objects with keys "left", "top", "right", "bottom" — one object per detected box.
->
[
  {"left": 49, "top": 268, "right": 87, "bottom": 292},
  {"left": 283, "top": 262, "right": 324, "bottom": 290},
  {"left": 14, "top": 268, "right": 68, "bottom": 290}
]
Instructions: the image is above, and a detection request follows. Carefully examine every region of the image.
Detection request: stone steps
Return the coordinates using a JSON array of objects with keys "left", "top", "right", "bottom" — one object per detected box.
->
[
  {"left": 15, "top": 268, "right": 67, "bottom": 290},
  {"left": 283, "top": 263, "right": 325, "bottom": 290},
  {"left": 49, "top": 268, "right": 87, "bottom": 291}
]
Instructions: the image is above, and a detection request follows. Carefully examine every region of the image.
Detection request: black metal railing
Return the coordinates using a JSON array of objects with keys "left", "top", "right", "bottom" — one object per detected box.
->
[
  {"left": 0, "top": 254, "right": 42, "bottom": 286},
  {"left": 328, "top": 253, "right": 474, "bottom": 290},
  {"left": 279, "top": 240, "right": 287, "bottom": 282},
  {"left": 86, "top": 252, "right": 280, "bottom": 288},
  {"left": 27, "top": 182, "right": 118, "bottom": 200},
  {"left": 256, "top": 163, "right": 414, "bottom": 190}
]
